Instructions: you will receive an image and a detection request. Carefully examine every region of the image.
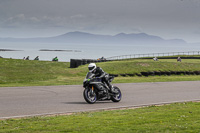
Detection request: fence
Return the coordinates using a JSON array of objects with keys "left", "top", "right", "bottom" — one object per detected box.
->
[
  {"left": 70, "top": 51, "right": 200, "bottom": 68},
  {"left": 106, "top": 51, "right": 200, "bottom": 60}
]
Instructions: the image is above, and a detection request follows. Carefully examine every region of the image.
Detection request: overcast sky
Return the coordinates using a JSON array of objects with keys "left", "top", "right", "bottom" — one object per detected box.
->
[{"left": 0, "top": 0, "right": 200, "bottom": 43}]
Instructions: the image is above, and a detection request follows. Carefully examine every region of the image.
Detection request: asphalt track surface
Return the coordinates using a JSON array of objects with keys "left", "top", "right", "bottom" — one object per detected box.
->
[{"left": 0, "top": 81, "right": 200, "bottom": 119}]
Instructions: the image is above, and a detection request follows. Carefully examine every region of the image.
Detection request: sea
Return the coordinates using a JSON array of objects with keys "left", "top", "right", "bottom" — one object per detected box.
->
[{"left": 1, "top": 42, "right": 200, "bottom": 62}]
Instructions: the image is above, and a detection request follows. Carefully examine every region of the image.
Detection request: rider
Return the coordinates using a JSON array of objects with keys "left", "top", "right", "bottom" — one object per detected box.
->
[
  {"left": 88, "top": 63, "right": 117, "bottom": 93},
  {"left": 52, "top": 56, "right": 58, "bottom": 61}
]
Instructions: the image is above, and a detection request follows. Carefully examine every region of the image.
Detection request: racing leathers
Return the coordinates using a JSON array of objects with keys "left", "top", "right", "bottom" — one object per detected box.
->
[{"left": 92, "top": 67, "right": 116, "bottom": 93}]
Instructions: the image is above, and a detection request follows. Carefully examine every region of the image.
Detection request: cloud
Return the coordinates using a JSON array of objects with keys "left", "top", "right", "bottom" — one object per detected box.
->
[
  {"left": 1, "top": 14, "right": 25, "bottom": 28},
  {"left": 1, "top": 14, "right": 66, "bottom": 29},
  {"left": 0, "top": 0, "right": 14, "bottom": 4},
  {"left": 70, "top": 14, "right": 86, "bottom": 19},
  {"left": 0, "top": 0, "right": 200, "bottom": 42},
  {"left": 194, "top": 28, "right": 200, "bottom": 35},
  {"left": 0, "top": 12, "right": 102, "bottom": 29}
]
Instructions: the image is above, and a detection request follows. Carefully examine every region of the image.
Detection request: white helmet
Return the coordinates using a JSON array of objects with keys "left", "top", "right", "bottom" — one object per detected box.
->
[{"left": 88, "top": 63, "right": 96, "bottom": 72}]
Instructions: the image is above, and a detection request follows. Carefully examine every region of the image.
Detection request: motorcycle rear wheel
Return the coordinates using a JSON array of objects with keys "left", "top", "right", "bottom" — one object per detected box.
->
[
  {"left": 83, "top": 88, "right": 97, "bottom": 104},
  {"left": 111, "top": 86, "right": 122, "bottom": 102}
]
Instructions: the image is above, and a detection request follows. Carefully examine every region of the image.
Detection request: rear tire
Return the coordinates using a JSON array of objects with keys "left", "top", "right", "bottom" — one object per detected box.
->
[
  {"left": 111, "top": 86, "right": 122, "bottom": 102},
  {"left": 83, "top": 88, "right": 97, "bottom": 104}
]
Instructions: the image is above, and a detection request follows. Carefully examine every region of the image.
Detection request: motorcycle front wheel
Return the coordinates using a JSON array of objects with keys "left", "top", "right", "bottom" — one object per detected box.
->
[
  {"left": 111, "top": 86, "right": 122, "bottom": 102},
  {"left": 83, "top": 87, "right": 97, "bottom": 104}
]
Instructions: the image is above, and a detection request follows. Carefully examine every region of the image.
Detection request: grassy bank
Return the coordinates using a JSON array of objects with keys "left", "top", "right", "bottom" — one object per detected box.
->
[
  {"left": 1, "top": 57, "right": 200, "bottom": 87},
  {"left": 1, "top": 58, "right": 200, "bottom": 132},
  {"left": 0, "top": 102, "right": 200, "bottom": 132}
]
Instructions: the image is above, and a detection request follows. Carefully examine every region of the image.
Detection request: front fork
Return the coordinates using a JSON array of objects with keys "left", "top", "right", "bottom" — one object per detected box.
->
[{"left": 89, "top": 86, "right": 95, "bottom": 96}]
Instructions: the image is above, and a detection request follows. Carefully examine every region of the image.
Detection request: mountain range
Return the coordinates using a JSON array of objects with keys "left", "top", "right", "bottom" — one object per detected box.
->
[{"left": 0, "top": 31, "right": 187, "bottom": 45}]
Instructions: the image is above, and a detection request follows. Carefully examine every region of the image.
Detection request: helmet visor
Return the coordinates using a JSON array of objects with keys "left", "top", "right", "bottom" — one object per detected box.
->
[{"left": 88, "top": 66, "right": 95, "bottom": 71}]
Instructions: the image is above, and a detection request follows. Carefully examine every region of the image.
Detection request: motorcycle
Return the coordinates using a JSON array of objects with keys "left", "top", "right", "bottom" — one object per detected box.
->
[{"left": 83, "top": 72, "right": 122, "bottom": 104}]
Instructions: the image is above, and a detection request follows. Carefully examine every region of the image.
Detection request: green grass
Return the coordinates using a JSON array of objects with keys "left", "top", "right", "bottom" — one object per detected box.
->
[
  {"left": 1, "top": 57, "right": 200, "bottom": 87},
  {"left": 0, "top": 58, "right": 87, "bottom": 86},
  {"left": 114, "top": 75, "right": 200, "bottom": 83},
  {"left": 1, "top": 102, "right": 200, "bottom": 132},
  {"left": 141, "top": 54, "right": 200, "bottom": 59},
  {"left": 100, "top": 59, "right": 200, "bottom": 74},
  {"left": 1, "top": 57, "right": 200, "bottom": 132}
]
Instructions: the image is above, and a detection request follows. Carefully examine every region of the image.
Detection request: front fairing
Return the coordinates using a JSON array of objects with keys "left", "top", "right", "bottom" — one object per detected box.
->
[
  {"left": 83, "top": 72, "right": 102, "bottom": 87},
  {"left": 83, "top": 72, "right": 95, "bottom": 87},
  {"left": 84, "top": 72, "right": 94, "bottom": 81},
  {"left": 86, "top": 72, "right": 94, "bottom": 79}
]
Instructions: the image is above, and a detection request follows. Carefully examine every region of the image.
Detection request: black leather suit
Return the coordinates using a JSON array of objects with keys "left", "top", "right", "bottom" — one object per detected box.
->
[{"left": 92, "top": 67, "right": 112, "bottom": 89}]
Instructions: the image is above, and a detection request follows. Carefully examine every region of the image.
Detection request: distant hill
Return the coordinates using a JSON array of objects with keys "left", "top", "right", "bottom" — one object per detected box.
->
[{"left": 0, "top": 31, "right": 187, "bottom": 45}]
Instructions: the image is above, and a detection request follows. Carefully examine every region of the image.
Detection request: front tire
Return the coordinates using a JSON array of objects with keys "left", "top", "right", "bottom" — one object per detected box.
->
[
  {"left": 83, "top": 87, "right": 97, "bottom": 104},
  {"left": 111, "top": 86, "right": 122, "bottom": 102}
]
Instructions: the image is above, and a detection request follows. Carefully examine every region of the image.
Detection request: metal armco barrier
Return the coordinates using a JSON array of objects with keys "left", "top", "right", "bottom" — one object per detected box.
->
[
  {"left": 70, "top": 51, "right": 200, "bottom": 68},
  {"left": 106, "top": 51, "right": 200, "bottom": 60}
]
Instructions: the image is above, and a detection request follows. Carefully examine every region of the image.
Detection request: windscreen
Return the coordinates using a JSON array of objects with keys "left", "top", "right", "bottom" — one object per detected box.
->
[{"left": 85, "top": 72, "right": 94, "bottom": 79}]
